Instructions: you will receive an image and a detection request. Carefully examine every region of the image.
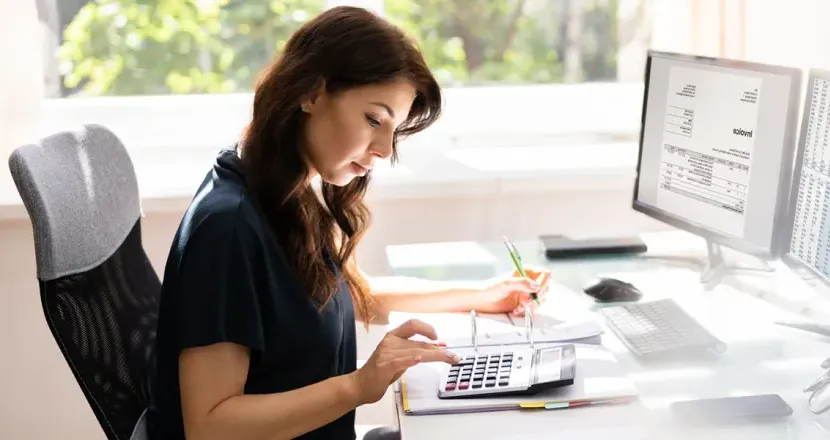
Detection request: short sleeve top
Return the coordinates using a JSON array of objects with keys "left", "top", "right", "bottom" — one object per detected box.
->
[{"left": 147, "top": 148, "right": 357, "bottom": 440}]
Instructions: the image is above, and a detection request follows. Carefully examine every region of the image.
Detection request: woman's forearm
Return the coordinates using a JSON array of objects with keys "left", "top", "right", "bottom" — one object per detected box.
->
[
  {"left": 194, "top": 373, "right": 361, "bottom": 440},
  {"left": 370, "top": 276, "right": 484, "bottom": 314}
]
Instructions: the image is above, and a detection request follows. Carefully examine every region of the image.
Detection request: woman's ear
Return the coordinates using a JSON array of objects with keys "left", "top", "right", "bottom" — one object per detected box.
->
[{"left": 301, "top": 78, "right": 327, "bottom": 113}]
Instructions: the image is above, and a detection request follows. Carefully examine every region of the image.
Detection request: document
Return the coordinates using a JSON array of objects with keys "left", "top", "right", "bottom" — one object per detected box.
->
[
  {"left": 656, "top": 66, "right": 762, "bottom": 237},
  {"left": 399, "top": 344, "right": 638, "bottom": 415}
]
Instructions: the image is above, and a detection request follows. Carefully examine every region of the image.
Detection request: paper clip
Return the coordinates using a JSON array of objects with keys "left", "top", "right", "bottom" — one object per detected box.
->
[{"left": 471, "top": 310, "right": 479, "bottom": 353}]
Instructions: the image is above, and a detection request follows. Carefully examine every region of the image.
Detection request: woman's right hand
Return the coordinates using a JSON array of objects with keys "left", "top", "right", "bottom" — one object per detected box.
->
[{"left": 352, "top": 319, "right": 460, "bottom": 405}]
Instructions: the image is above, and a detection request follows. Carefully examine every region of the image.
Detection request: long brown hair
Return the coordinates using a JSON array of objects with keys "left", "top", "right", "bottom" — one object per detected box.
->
[{"left": 239, "top": 6, "right": 442, "bottom": 323}]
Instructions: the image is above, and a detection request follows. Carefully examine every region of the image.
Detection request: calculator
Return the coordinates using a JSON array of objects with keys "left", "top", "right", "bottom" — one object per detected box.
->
[{"left": 437, "top": 344, "right": 577, "bottom": 399}]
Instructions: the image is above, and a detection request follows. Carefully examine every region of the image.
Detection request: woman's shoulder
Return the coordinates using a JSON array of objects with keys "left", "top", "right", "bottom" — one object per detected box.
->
[{"left": 178, "top": 184, "right": 266, "bottom": 253}]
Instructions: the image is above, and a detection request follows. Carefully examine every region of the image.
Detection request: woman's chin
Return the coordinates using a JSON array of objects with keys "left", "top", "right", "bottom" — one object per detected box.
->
[{"left": 321, "top": 172, "right": 358, "bottom": 187}]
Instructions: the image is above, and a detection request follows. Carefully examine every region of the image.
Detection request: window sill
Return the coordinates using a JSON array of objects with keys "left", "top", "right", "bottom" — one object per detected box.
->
[{"left": 0, "top": 141, "right": 638, "bottom": 221}]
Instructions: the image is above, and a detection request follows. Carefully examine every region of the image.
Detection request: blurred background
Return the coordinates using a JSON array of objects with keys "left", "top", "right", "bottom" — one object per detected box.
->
[{"left": 39, "top": 0, "right": 649, "bottom": 97}]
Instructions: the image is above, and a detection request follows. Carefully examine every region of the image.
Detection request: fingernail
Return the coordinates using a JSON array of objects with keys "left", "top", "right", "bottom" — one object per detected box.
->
[
  {"left": 413, "top": 354, "right": 422, "bottom": 362},
  {"left": 437, "top": 341, "right": 447, "bottom": 348},
  {"left": 450, "top": 353, "right": 462, "bottom": 363}
]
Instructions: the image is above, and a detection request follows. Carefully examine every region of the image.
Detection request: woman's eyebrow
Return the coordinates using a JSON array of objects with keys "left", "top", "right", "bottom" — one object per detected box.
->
[{"left": 370, "top": 102, "right": 395, "bottom": 119}]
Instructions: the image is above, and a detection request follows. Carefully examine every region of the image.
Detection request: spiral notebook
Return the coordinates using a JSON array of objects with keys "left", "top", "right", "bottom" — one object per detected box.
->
[{"left": 399, "top": 343, "right": 638, "bottom": 415}]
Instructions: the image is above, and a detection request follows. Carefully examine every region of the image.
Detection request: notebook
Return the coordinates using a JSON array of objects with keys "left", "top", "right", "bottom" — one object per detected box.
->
[
  {"left": 388, "top": 311, "right": 604, "bottom": 349},
  {"left": 399, "top": 343, "right": 638, "bottom": 415}
]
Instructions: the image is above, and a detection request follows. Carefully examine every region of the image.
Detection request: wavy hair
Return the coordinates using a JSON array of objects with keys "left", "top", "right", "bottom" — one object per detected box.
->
[{"left": 239, "top": 6, "right": 442, "bottom": 323}]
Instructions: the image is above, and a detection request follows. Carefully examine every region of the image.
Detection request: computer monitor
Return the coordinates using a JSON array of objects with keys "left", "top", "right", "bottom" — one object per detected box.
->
[
  {"left": 784, "top": 69, "right": 830, "bottom": 284},
  {"left": 632, "top": 50, "right": 803, "bottom": 284}
]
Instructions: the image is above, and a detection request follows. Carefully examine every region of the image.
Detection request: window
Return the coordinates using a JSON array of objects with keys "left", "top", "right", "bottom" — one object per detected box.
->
[
  {"left": 41, "top": 0, "right": 653, "bottom": 98},
  {"left": 48, "top": 0, "right": 326, "bottom": 97},
  {"left": 386, "top": 0, "right": 642, "bottom": 86},
  {"left": 22, "top": 0, "right": 654, "bottom": 160},
  {"left": 0, "top": 0, "right": 664, "bottom": 184}
]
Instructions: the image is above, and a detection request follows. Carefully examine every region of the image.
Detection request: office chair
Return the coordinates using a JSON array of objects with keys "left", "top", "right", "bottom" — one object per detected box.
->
[{"left": 8, "top": 124, "right": 159, "bottom": 440}]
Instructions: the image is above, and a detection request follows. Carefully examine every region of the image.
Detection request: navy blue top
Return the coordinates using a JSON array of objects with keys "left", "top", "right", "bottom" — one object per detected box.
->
[{"left": 147, "top": 148, "right": 357, "bottom": 440}]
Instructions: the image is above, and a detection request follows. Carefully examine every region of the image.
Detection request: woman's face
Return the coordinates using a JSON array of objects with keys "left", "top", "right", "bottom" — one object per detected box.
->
[{"left": 301, "top": 79, "right": 416, "bottom": 186}]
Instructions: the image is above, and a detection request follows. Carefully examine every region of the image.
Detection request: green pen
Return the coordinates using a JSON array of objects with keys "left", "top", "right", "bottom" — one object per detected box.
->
[{"left": 502, "top": 236, "right": 540, "bottom": 304}]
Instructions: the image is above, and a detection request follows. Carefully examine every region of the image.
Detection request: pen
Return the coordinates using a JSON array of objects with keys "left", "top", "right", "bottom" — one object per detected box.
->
[{"left": 502, "top": 236, "right": 540, "bottom": 304}]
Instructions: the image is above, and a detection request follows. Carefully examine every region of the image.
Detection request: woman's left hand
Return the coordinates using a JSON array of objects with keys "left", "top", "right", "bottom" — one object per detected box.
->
[{"left": 471, "top": 267, "right": 553, "bottom": 316}]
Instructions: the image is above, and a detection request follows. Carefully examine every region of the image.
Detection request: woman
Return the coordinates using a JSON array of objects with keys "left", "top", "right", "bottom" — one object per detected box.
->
[{"left": 147, "top": 6, "right": 550, "bottom": 440}]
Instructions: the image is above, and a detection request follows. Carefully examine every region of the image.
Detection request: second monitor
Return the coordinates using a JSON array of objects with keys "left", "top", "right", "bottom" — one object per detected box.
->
[{"left": 633, "top": 50, "right": 803, "bottom": 284}]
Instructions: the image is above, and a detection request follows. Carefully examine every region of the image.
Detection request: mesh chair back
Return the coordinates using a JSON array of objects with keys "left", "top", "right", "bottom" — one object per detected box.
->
[{"left": 9, "top": 125, "right": 160, "bottom": 440}]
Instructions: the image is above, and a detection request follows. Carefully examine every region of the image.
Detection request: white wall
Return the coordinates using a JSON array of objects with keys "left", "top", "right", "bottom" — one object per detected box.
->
[
  {"left": 0, "top": 186, "right": 667, "bottom": 439},
  {"left": 0, "top": 0, "right": 42, "bottom": 197}
]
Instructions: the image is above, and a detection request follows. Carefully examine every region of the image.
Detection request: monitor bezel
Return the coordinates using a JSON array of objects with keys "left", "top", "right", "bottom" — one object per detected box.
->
[
  {"left": 632, "top": 50, "right": 803, "bottom": 259},
  {"left": 782, "top": 69, "right": 830, "bottom": 281}
]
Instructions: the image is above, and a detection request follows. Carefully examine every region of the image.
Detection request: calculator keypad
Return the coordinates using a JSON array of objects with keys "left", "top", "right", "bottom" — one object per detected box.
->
[{"left": 444, "top": 352, "right": 516, "bottom": 392}]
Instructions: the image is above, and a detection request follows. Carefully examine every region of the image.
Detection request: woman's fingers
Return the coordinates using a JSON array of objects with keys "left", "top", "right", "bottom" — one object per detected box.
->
[
  {"left": 384, "top": 347, "right": 459, "bottom": 369},
  {"left": 389, "top": 319, "right": 439, "bottom": 341}
]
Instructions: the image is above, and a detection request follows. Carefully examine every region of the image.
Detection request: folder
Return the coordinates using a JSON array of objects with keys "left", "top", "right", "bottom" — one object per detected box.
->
[{"left": 399, "top": 344, "right": 638, "bottom": 415}]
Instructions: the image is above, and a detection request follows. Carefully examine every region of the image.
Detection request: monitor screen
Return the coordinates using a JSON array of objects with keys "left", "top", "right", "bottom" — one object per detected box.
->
[
  {"left": 633, "top": 51, "right": 802, "bottom": 257},
  {"left": 786, "top": 70, "right": 830, "bottom": 280}
]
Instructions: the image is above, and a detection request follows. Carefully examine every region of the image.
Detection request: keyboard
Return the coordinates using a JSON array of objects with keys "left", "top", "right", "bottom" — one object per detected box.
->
[{"left": 601, "top": 299, "right": 726, "bottom": 359}]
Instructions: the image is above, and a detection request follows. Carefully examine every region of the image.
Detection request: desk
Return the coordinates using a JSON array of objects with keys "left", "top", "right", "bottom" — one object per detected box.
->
[{"left": 384, "top": 232, "right": 830, "bottom": 439}]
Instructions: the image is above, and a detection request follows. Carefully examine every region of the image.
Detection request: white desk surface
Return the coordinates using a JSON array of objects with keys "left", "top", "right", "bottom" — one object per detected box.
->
[{"left": 383, "top": 231, "right": 830, "bottom": 440}]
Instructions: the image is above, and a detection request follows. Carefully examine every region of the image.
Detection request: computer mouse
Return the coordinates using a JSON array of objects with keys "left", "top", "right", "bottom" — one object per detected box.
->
[{"left": 583, "top": 277, "right": 643, "bottom": 303}]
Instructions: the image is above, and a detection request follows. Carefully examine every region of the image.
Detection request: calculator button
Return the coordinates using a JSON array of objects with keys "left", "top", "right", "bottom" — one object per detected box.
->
[
  {"left": 458, "top": 382, "right": 469, "bottom": 390},
  {"left": 498, "top": 380, "right": 509, "bottom": 387},
  {"left": 503, "top": 354, "right": 513, "bottom": 360},
  {"left": 472, "top": 380, "right": 483, "bottom": 389},
  {"left": 485, "top": 380, "right": 496, "bottom": 388},
  {"left": 460, "top": 375, "right": 471, "bottom": 381},
  {"left": 445, "top": 383, "right": 456, "bottom": 391},
  {"left": 447, "top": 375, "right": 457, "bottom": 382},
  {"left": 486, "top": 374, "right": 497, "bottom": 380}
]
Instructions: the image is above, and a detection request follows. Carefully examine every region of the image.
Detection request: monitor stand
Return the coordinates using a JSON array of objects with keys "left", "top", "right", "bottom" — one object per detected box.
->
[{"left": 700, "top": 239, "right": 775, "bottom": 286}]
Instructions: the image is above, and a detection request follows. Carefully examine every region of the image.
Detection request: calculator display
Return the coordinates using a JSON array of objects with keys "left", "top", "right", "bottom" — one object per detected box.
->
[{"left": 534, "top": 346, "right": 563, "bottom": 383}]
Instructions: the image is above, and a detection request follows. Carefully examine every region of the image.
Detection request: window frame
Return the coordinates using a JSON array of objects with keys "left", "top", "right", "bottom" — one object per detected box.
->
[{"left": 40, "top": 81, "right": 645, "bottom": 152}]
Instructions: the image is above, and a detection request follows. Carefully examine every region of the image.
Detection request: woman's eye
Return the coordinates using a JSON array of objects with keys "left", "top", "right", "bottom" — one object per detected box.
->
[{"left": 366, "top": 115, "right": 381, "bottom": 127}]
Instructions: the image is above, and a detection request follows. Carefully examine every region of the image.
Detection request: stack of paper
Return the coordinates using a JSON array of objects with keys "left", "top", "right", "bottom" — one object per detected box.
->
[
  {"left": 399, "top": 344, "right": 638, "bottom": 415},
  {"left": 388, "top": 311, "right": 604, "bottom": 348}
]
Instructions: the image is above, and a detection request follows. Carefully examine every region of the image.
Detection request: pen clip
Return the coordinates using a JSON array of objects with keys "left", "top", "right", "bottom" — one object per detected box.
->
[{"left": 471, "top": 310, "right": 479, "bottom": 354}]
